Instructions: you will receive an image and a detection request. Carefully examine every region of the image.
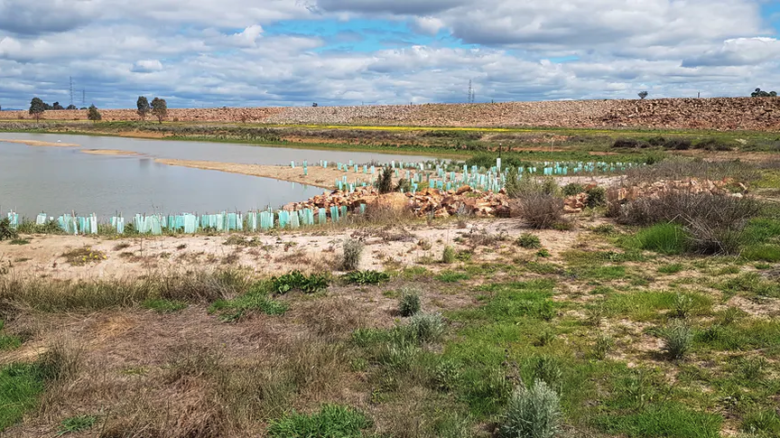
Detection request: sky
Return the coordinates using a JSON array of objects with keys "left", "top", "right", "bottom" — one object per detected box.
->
[{"left": 0, "top": 0, "right": 779, "bottom": 109}]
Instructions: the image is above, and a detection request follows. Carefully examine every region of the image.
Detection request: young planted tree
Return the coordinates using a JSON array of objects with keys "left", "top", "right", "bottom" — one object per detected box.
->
[
  {"left": 136, "top": 96, "right": 150, "bottom": 120},
  {"left": 87, "top": 104, "right": 102, "bottom": 122},
  {"left": 150, "top": 97, "right": 167, "bottom": 124},
  {"left": 29, "top": 97, "right": 46, "bottom": 122},
  {"left": 638, "top": 91, "right": 649, "bottom": 100}
]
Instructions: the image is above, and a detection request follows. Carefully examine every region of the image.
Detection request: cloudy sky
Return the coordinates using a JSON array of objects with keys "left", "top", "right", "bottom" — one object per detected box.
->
[{"left": 0, "top": 0, "right": 778, "bottom": 109}]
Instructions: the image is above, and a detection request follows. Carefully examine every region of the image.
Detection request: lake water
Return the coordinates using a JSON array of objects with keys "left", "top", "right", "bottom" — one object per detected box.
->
[{"left": 0, "top": 133, "right": 435, "bottom": 219}]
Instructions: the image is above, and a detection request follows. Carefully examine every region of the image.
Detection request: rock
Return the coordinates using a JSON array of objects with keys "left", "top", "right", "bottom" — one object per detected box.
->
[{"left": 456, "top": 185, "right": 473, "bottom": 195}]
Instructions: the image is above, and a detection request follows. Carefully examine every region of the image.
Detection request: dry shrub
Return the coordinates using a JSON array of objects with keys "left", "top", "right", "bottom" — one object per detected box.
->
[
  {"left": 282, "top": 337, "right": 348, "bottom": 396},
  {"left": 297, "top": 298, "right": 366, "bottom": 340},
  {"left": 341, "top": 239, "right": 364, "bottom": 271},
  {"left": 362, "top": 201, "right": 415, "bottom": 224},
  {"left": 160, "top": 269, "right": 250, "bottom": 302},
  {"left": 518, "top": 193, "right": 566, "bottom": 229}
]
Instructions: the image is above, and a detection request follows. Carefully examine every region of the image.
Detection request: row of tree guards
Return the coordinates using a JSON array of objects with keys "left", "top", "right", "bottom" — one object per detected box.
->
[{"left": 4, "top": 205, "right": 364, "bottom": 235}]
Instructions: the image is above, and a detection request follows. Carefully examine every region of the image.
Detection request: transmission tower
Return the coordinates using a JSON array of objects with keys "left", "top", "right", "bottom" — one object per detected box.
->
[
  {"left": 69, "top": 77, "right": 74, "bottom": 107},
  {"left": 82, "top": 89, "right": 85, "bottom": 107},
  {"left": 467, "top": 80, "right": 475, "bottom": 104}
]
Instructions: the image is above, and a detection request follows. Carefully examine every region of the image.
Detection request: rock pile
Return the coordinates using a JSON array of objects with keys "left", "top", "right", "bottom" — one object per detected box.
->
[{"left": 283, "top": 186, "right": 512, "bottom": 218}]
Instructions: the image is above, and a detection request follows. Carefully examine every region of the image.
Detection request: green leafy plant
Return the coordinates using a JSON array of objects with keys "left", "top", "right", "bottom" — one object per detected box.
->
[
  {"left": 0, "top": 218, "right": 18, "bottom": 241},
  {"left": 586, "top": 186, "right": 607, "bottom": 208},
  {"left": 343, "top": 270, "right": 390, "bottom": 285},
  {"left": 399, "top": 289, "right": 421, "bottom": 317},
  {"left": 271, "top": 271, "right": 330, "bottom": 294},
  {"left": 593, "top": 335, "right": 614, "bottom": 360},
  {"left": 672, "top": 293, "right": 694, "bottom": 319},
  {"left": 500, "top": 381, "right": 561, "bottom": 438},
  {"left": 517, "top": 233, "right": 542, "bottom": 249},
  {"left": 562, "top": 183, "right": 585, "bottom": 196}
]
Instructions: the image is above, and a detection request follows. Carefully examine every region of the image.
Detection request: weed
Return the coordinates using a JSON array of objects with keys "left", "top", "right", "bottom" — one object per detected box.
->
[
  {"left": 718, "top": 273, "right": 779, "bottom": 298},
  {"left": 536, "top": 249, "right": 551, "bottom": 258},
  {"left": 662, "top": 321, "right": 693, "bottom": 360},
  {"left": 436, "top": 271, "right": 471, "bottom": 283},
  {"left": 343, "top": 270, "right": 390, "bottom": 285},
  {"left": 0, "top": 334, "right": 21, "bottom": 351},
  {"left": 433, "top": 359, "right": 461, "bottom": 391},
  {"left": 499, "top": 381, "right": 561, "bottom": 438},
  {"left": 455, "top": 250, "right": 473, "bottom": 262},
  {"left": 585, "top": 303, "right": 605, "bottom": 327},
  {"left": 536, "top": 330, "right": 556, "bottom": 347},
  {"left": 517, "top": 233, "right": 542, "bottom": 249},
  {"left": 739, "top": 357, "right": 767, "bottom": 381},
  {"left": 442, "top": 246, "right": 456, "bottom": 264},
  {"left": 409, "top": 312, "right": 446, "bottom": 343},
  {"left": 719, "top": 307, "right": 745, "bottom": 326},
  {"left": 593, "top": 335, "right": 614, "bottom": 360},
  {"left": 529, "top": 356, "right": 563, "bottom": 390},
  {"left": 593, "top": 224, "right": 616, "bottom": 234},
  {"left": 62, "top": 247, "right": 107, "bottom": 266},
  {"left": 113, "top": 242, "right": 131, "bottom": 251},
  {"left": 209, "top": 286, "right": 288, "bottom": 321},
  {"left": 633, "top": 223, "right": 689, "bottom": 255},
  {"left": 271, "top": 271, "right": 330, "bottom": 294},
  {"left": 399, "top": 288, "right": 422, "bottom": 317},
  {"left": 341, "top": 239, "right": 364, "bottom": 271},
  {"left": 672, "top": 293, "right": 695, "bottom": 319},
  {"left": 57, "top": 415, "right": 97, "bottom": 435},
  {"left": 142, "top": 298, "right": 187, "bottom": 313}
]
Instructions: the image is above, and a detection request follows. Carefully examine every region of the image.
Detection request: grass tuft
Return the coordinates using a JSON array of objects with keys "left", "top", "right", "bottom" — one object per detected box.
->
[{"left": 267, "top": 404, "right": 372, "bottom": 438}]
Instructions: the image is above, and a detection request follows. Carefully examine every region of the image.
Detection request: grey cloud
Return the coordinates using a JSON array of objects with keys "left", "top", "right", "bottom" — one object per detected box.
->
[
  {"left": 0, "top": 0, "right": 100, "bottom": 34},
  {"left": 317, "top": 0, "right": 465, "bottom": 15}
]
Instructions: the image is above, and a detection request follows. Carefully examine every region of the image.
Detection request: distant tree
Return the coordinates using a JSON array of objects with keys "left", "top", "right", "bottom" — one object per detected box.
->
[
  {"left": 151, "top": 97, "right": 168, "bottom": 124},
  {"left": 87, "top": 104, "right": 102, "bottom": 122},
  {"left": 66, "top": 104, "right": 77, "bottom": 110},
  {"left": 29, "top": 97, "right": 46, "bottom": 122},
  {"left": 751, "top": 88, "right": 777, "bottom": 97},
  {"left": 80, "top": 107, "right": 87, "bottom": 110},
  {"left": 312, "top": 102, "right": 318, "bottom": 107},
  {"left": 638, "top": 91, "right": 649, "bottom": 100},
  {"left": 43, "top": 102, "right": 53, "bottom": 110},
  {"left": 136, "top": 96, "right": 150, "bottom": 120},
  {"left": 52, "top": 102, "right": 64, "bottom": 110}
]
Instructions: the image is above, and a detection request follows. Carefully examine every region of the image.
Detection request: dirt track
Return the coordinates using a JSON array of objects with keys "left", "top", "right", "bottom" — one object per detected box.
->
[{"left": 3, "top": 97, "right": 779, "bottom": 130}]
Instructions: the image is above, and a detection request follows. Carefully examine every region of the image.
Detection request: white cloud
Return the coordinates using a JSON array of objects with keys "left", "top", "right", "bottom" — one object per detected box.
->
[
  {"left": 410, "top": 16, "right": 446, "bottom": 36},
  {"left": 682, "top": 37, "right": 780, "bottom": 67},
  {"left": 132, "top": 59, "right": 164, "bottom": 73}
]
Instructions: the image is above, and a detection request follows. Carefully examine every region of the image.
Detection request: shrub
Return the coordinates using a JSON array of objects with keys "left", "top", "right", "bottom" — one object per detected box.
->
[
  {"left": 341, "top": 239, "right": 364, "bottom": 271},
  {"left": 662, "top": 321, "right": 692, "bottom": 360},
  {"left": 517, "top": 233, "right": 542, "bottom": 249},
  {"left": 409, "top": 312, "right": 445, "bottom": 343},
  {"left": 267, "top": 404, "right": 372, "bottom": 438},
  {"left": 0, "top": 219, "right": 17, "bottom": 241},
  {"left": 343, "top": 270, "right": 390, "bottom": 285},
  {"left": 398, "top": 289, "right": 421, "bottom": 317},
  {"left": 442, "top": 246, "right": 456, "bottom": 264},
  {"left": 500, "top": 381, "right": 561, "bottom": 438},
  {"left": 562, "top": 183, "right": 584, "bottom": 196},
  {"left": 585, "top": 187, "right": 607, "bottom": 208},
  {"left": 519, "top": 194, "right": 566, "bottom": 229},
  {"left": 612, "top": 139, "right": 644, "bottom": 149},
  {"left": 665, "top": 138, "right": 692, "bottom": 150},
  {"left": 377, "top": 166, "right": 394, "bottom": 194}
]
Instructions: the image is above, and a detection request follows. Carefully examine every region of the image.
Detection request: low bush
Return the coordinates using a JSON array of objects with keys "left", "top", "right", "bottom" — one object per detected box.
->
[
  {"left": 398, "top": 289, "right": 421, "bottom": 317},
  {"left": 517, "top": 233, "right": 542, "bottom": 249},
  {"left": 267, "top": 404, "right": 372, "bottom": 438},
  {"left": 562, "top": 183, "right": 585, "bottom": 196},
  {"left": 612, "top": 139, "right": 646, "bottom": 149},
  {"left": 271, "top": 271, "right": 330, "bottom": 294},
  {"left": 342, "top": 270, "right": 390, "bottom": 285},
  {"left": 442, "top": 246, "right": 456, "bottom": 264},
  {"left": 518, "top": 194, "right": 566, "bottom": 229},
  {"left": 409, "top": 312, "right": 445, "bottom": 343},
  {"left": 585, "top": 186, "right": 607, "bottom": 208},
  {"left": 341, "top": 239, "right": 364, "bottom": 271},
  {"left": 499, "top": 381, "right": 561, "bottom": 438},
  {"left": 0, "top": 218, "right": 18, "bottom": 241}
]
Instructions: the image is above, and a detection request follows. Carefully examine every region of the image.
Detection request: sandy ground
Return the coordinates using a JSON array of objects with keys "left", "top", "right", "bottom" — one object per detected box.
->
[
  {"left": 81, "top": 149, "right": 142, "bottom": 156},
  {"left": 0, "top": 218, "right": 583, "bottom": 281},
  {"left": 0, "top": 139, "right": 80, "bottom": 147}
]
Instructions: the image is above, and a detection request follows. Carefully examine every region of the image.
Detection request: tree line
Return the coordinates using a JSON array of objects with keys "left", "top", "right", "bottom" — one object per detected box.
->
[{"left": 27, "top": 96, "right": 168, "bottom": 123}]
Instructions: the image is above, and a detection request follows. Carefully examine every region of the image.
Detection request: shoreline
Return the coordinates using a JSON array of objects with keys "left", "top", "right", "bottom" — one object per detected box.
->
[{"left": 0, "top": 138, "right": 80, "bottom": 147}]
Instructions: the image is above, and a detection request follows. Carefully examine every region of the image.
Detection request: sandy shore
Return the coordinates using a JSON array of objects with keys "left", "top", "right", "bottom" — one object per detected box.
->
[
  {"left": 0, "top": 139, "right": 80, "bottom": 147},
  {"left": 155, "top": 159, "right": 379, "bottom": 189},
  {"left": 82, "top": 149, "right": 142, "bottom": 156}
]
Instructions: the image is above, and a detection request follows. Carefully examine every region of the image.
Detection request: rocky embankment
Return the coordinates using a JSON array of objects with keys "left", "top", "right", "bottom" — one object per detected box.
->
[{"left": 4, "top": 97, "right": 779, "bottom": 130}]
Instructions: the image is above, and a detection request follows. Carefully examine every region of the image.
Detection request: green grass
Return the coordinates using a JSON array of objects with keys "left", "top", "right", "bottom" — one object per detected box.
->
[
  {"left": 435, "top": 271, "right": 471, "bottom": 283},
  {"left": 0, "top": 363, "right": 46, "bottom": 432},
  {"left": 0, "top": 335, "right": 22, "bottom": 351},
  {"left": 741, "top": 244, "right": 780, "bottom": 262},
  {"left": 657, "top": 263, "right": 685, "bottom": 274},
  {"left": 603, "top": 291, "right": 712, "bottom": 322},
  {"left": 267, "top": 404, "right": 372, "bottom": 437},
  {"left": 141, "top": 298, "right": 187, "bottom": 313},
  {"left": 632, "top": 223, "right": 689, "bottom": 255},
  {"left": 717, "top": 273, "right": 779, "bottom": 298},
  {"left": 209, "top": 285, "right": 289, "bottom": 321},
  {"left": 595, "top": 402, "right": 722, "bottom": 438},
  {"left": 342, "top": 270, "right": 390, "bottom": 285},
  {"left": 57, "top": 415, "right": 97, "bottom": 435},
  {"left": 694, "top": 320, "right": 780, "bottom": 351}
]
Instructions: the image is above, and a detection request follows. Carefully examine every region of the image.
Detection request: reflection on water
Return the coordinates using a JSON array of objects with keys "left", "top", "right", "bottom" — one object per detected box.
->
[{"left": 0, "top": 133, "right": 433, "bottom": 218}]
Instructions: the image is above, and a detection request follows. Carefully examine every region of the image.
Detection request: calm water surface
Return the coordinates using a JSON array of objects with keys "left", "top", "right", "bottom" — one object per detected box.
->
[{"left": 0, "top": 133, "right": 435, "bottom": 219}]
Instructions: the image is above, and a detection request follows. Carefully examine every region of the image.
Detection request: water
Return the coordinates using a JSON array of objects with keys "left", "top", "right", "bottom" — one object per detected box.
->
[{"left": 0, "top": 133, "right": 435, "bottom": 219}]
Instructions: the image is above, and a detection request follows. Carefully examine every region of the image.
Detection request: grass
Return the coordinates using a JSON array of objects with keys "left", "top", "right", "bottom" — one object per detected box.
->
[
  {"left": 0, "top": 363, "right": 45, "bottom": 431},
  {"left": 57, "top": 415, "right": 97, "bottom": 435},
  {"left": 596, "top": 402, "right": 722, "bottom": 438},
  {"left": 657, "top": 263, "right": 685, "bottom": 274},
  {"left": 436, "top": 271, "right": 471, "bottom": 283},
  {"left": 62, "top": 247, "right": 107, "bottom": 266},
  {"left": 267, "top": 404, "right": 372, "bottom": 438},
  {"left": 142, "top": 298, "right": 188, "bottom": 313},
  {"left": 632, "top": 223, "right": 689, "bottom": 255},
  {"left": 0, "top": 334, "right": 22, "bottom": 351},
  {"left": 604, "top": 290, "right": 712, "bottom": 322},
  {"left": 209, "top": 285, "right": 288, "bottom": 321}
]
